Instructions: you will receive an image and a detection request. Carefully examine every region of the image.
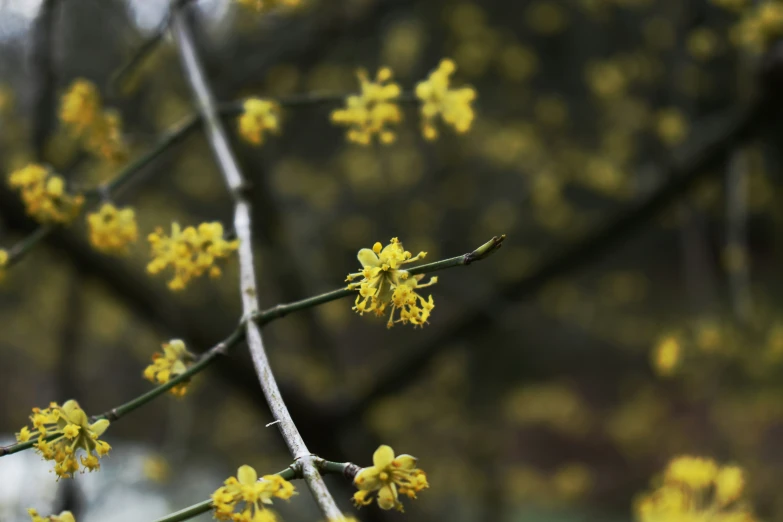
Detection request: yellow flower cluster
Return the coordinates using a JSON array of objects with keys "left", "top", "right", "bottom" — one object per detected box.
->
[
  {"left": 415, "top": 59, "right": 477, "bottom": 140},
  {"left": 212, "top": 465, "right": 296, "bottom": 522},
  {"left": 652, "top": 334, "right": 682, "bottom": 377},
  {"left": 0, "top": 249, "right": 7, "bottom": 282},
  {"left": 60, "top": 79, "right": 127, "bottom": 163},
  {"left": 238, "top": 98, "right": 281, "bottom": 146},
  {"left": 353, "top": 445, "right": 429, "bottom": 511},
  {"left": 346, "top": 238, "right": 437, "bottom": 328},
  {"left": 143, "top": 339, "right": 195, "bottom": 397},
  {"left": 732, "top": 2, "right": 783, "bottom": 53},
  {"left": 147, "top": 222, "right": 239, "bottom": 290},
  {"left": 8, "top": 164, "right": 84, "bottom": 223},
  {"left": 28, "top": 509, "right": 75, "bottom": 522},
  {"left": 16, "top": 400, "right": 111, "bottom": 479},
  {"left": 331, "top": 67, "right": 402, "bottom": 145},
  {"left": 635, "top": 456, "right": 755, "bottom": 522},
  {"left": 236, "top": 0, "right": 300, "bottom": 12},
  {"left": 86, "top": 203, "right": 138, "bottom": 255}
]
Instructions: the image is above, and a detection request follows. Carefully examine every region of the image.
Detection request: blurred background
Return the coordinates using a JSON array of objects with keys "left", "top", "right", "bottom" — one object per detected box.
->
[{"left": 1, "top": 0, "right": 782, "bottom": 521}]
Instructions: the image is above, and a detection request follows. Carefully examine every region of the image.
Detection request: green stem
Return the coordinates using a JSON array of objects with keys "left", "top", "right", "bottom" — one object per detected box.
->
[
  {"left": 252, "top": 235, "right": 506, "bottom": 325},
  {"left": 2, "top": 236, "right": 504, "bottom": 458},
  {"left": 152, "top": 463, "right": 347, "bottom": 522},
  {"left": 94, "top": 327, "right": 245, "bottom": 422},
  {"left": 5, "top": 225, "right": 53, "bottom": 267},
  {"left": 0, "top": 328, "right": 245, "bottom": 457}
]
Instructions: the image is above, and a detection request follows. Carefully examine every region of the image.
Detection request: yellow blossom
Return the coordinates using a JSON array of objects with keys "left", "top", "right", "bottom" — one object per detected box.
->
[
  {"left": 60, "top": 80, "right": 100, "bottom": 137},
  {"left": 59, "top": 79, "right": 126, "bottom": 162},
  {"left": 346, "top": 238, "right": 437, "bottom": 328},
  {"left": 147, "top": 222, "right": 239, "bottom": 290},
  {"left": 732, "top": 2, "right": 783, "bottom": 53},
  {"left": 331, "top": 67, "right": 402, "bottom": 145},
  {"left": 652, "top": 334, "right": 681, "bottom": 377},
  {"left": 84, "top": 110, "right": 128, "bottom": 163},
  {"left": 8, "top": 164, "right": 84, "bottom": 223},
  {"left": 635, "top": 457, "right": 756, "bottom": 522},
  {"left": 0, "top": 249, "right": 7, "bottom": 281},
  {"left": 415, "top": 59, "right": 476, "bottom": 140},
  {"left": 212, "top": 465, "right": 296, "bottom": 521},
  {"left": 655, "top": 108, "right": 688, "bottom": 147},
  {"left": 86, "top": 203, "right": 138, "bottom": 255},
  {"left": 28, "top": 509, "right": 76, "bottom": 522},
  {"left": 239, "top": 98, "right": 281, "bottom": 146},
  {"left": 16, "top": 400, "right": 111, "bottom": 479},
  {"left": 236, "top": 0, "right": 300, "bottom": 12},
  {"left": 353, "top": 445, "right": 429, "bottom": 511},
  {"left": 143, "top": 339, "right": 195, "bottom": 397}
]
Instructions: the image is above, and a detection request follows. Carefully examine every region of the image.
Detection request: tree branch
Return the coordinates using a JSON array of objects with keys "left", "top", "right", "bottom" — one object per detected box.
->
[{"left": 170, "top": 6, "right": 344, "bottom": 519}]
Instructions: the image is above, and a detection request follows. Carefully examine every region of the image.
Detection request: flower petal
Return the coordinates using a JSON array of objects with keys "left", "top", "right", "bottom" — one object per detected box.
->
[
  {"left": 357, "top": 248, "right": 380, "bottom": 268},
  {"left": 354, "top": 467, "right": 382, "bottom": 491},
  {"left": 377, "top": 483, "right": 397, "bottom": 510},
  {"left": 373, "top": 445, "right": 395, "bottom": 469},
  {"left": 238, "top": 464, "right": 258, "bottom": 485},
  {"left": 89, "top": 419, "right": 110, "bottom": 436},
  {"left": 392, "top": 454, "right": 418, "bottom": 470}
]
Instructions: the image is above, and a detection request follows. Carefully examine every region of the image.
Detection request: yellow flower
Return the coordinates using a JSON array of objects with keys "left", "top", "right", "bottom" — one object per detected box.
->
[
  {"left": 0, "top": 248, "right": 7, "bottom": 282},
  {"left": 60, "top": 80, "right": 100, "bottom": 137},
  {"left": 415, "top": 58, "right": 477, "bottom": 140},
  {"left": 17, "top": 400, "right": 111, "bottom": 479},
  {"left": 8, "top": 164, "right": 84, "bottom": 224},
  {"left": 652, "top": 335, "right": 681, "bottom": 377},
  {"left": 732, "top": 2, "right": 783, "bottom": 53},
  {"left": 147, "top": 222, "right": 239, "bottom": 290},
  {"left": 665, "top": 456, "right": 718, "bottom": 488},
  {"left": 331, "top": 67, "right": 402, "bottom": 145},
  {"left": 143, "top": 340, "right": 195, "bottom": 397},
  {"left": 635, "top": 457, "right": 756, "bottom": 522},
  {"left": 84, "top": 110, "right": 128, "bottom": 163},
  {"left": 346, "top": 238, "right": 437, "bottom": 328},
  {"left": 655, "top": 108, "right": 688, "bottom": 147},
  {"left": 60, "top": 79, "right": 127, "bottom": 162},
  {"left": 353, "top": 445, "right": 429, "bottom": 511},
  {"left": 212, "top": 465, "right": 296, "bottom": 521},
  {"left": 239, "top": 98, "right": 281, "bottom": 146},
  {"left": 28, "top": 509, "right": 76, "bottom": 522},
  {"left": 86, "top": 203, "right": 138, "bottom": 255},
  {"left": 236, "top": 0, "right": 300, "bottom": 11}
]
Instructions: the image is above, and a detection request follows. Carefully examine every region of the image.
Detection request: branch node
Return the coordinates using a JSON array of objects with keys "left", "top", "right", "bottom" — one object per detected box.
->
[
  {"left": 343, "top": 463, "right": 362, "bottom": 482},
  {"left": 105, "top": 408, "right": 120, "bottom": 422}
]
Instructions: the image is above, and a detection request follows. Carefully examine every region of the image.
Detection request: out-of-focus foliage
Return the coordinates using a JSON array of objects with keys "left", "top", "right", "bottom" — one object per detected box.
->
[{"left": 1, "top": 0, "right": 783, "bottom": 521}]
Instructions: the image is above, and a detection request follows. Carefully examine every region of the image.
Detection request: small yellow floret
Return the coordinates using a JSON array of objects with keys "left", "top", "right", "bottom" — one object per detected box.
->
[
  {"left": 331, "top": 67, "right": 402, "bottom": 145},
  {"left": 8, "top": 164, "right": 84, "bottom": 224},
  {"left": 147, "top": 222, "right": 239, "bottom": 290},
  {"left": 87, "top": 203, "right": 138, "bottom": 255},
  {"left": 635, "top": 457, "right": 755, "bottom": 522},
  {"left": 239, "top": 98, "right": 281, "bottom": 146},
  {"left": 212, "top": 465, "right": 296, "bottom": 521},
  {"left": 143, "top": 340, "right": 195, "bottom": 397},
  {"left": 353, "top": 445, "right": 429, "bottom": 511},
  {"left": 415, "top": 58, "right": 477, "bottom": 140},
  {"left": 652, "top": 335, "right": 681, "bottom": 377},
  {"left": 17, "top": 400, "right": 111, "bottom": 479},
  {"left": 60, "top": 79, "right": 127, "bottom": 162},
  {"left": 346, "top": 238, "right": 436, "bottom": 328}
]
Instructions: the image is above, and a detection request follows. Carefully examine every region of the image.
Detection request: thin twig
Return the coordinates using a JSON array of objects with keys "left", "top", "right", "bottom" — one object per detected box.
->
[
  {"left": 170, "top": 5, "right": 344, "bottom": 519},
  {"left": 153, "top": 461, "right": 352, "bottom": 522},
  {"left": 0, "top": 237, "right": 501, "bottom": 458}
]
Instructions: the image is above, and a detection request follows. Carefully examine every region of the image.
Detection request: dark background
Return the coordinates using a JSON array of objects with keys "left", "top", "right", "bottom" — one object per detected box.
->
[{"left": 1, "top": 0, "right": 782, "bottom": 521}]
